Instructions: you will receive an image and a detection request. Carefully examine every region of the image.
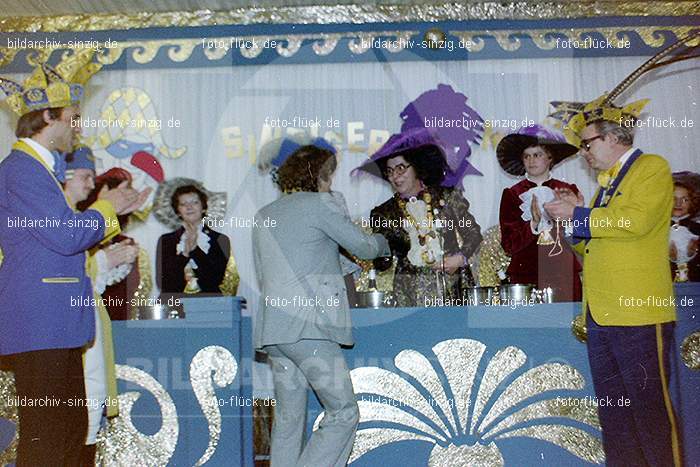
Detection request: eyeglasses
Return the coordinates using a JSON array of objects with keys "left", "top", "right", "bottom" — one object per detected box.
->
[
  {"left": 579, "top": 135, "right": 603, "bottom": 151},
  {"left": 385, "top": 163, "right": 412, "bottom": 177}
]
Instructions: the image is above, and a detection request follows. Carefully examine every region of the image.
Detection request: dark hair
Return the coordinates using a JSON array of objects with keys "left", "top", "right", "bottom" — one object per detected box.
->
[
  {"left": 522, "top": 144, "right": 554, "bottom": 169},
  {"left": 675, "top": 180, "right": 700, "bottom": 218},
  {"left": 77, "top": 174, "right": 132, "bottom": 227},
  {"left": 171, "top": 185, "right": 209, "bottom": 218},
  {"left": 381, "top": 144, "right": 447, "bottom": 187},
  {"left": 275, "top": 145, "right": 337, "bottom": 192},
  {"left": 15, "top": 107, "right": 64, "bottom": 138}
]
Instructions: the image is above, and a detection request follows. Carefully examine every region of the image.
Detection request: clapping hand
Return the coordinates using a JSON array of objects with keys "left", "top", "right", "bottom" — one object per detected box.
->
[
  {"left": 554, "top": 188, "right": 584, "bottom": 206},
  {"left": 531, "top": 195, "right": 542, "bottom": 227},
  {"left": 105, "top": 240, "right": 138, "bottom": 269},
  {"left": 544, "top": 188, "right": 584, "bottom": 222},
  {"left": 183, "top": 222, "right": 198, "bottom": 256}
]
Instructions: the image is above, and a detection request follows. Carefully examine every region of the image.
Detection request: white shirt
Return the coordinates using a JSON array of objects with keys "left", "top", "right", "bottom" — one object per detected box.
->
[
  {"left": 20, "top": 137, "right": 55, "bottom": 172},
  {"left": 614, "top": 146, "right": 638, "bottom": 171}
]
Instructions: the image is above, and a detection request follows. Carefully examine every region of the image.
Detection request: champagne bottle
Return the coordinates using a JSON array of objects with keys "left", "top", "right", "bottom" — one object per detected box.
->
[{"left": 368, "top": 268, "right": 377, "bottom": 291}]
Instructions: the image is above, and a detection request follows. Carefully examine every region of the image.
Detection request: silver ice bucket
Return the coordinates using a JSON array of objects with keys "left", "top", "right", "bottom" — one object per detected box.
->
[
  {"left": 130, "top": 303, "right": 184, "bottom": 320},
  {"left": 463, "top": 287, "right": 496, "bottom": 306},
  {"left": 356, "top": 291, "right": 397, "bottom": 309},
  {"left": 498, "top": 284, "right": 535, "bottom": 304}
]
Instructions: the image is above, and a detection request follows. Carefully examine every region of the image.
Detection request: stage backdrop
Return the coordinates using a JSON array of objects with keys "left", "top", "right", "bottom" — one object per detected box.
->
[{"left": 0, "top": 16, "right": 698, "bottom": 398}]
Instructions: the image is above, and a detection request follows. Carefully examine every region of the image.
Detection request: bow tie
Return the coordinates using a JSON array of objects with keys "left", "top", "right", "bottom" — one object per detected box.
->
[
  {"left": 51, "top": 151, "right": 67, "bottom": 182},
  {"left": 597, "top": 161, "right": 621, "bottom": 188}
]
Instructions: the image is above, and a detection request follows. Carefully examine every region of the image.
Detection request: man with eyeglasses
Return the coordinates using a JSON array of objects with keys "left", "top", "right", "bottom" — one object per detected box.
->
[{"left": 544, "top": 111, "right": 682, "bottom": 467}]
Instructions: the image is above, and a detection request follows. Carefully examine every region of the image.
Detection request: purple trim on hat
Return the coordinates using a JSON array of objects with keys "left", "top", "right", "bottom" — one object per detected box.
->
[{"left": 516, "top": 124, "right": 567, "bottom": 143}]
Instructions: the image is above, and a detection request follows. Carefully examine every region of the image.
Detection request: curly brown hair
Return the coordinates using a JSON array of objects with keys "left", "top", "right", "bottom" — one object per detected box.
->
[
  {"left": 675, "top": 180, "right": 700, "bottom": 218},
  {"left": 275, "top": 145, "right": 337, "bottom": 192}
]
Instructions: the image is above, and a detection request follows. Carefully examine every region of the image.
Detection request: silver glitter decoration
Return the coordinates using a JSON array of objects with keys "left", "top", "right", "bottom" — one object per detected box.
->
[
  {"left": 0, "top": 371, "right": 18, "bottom": 465},
  {"left": 189, "top": 346, "right": 238, "bottom": 466},
  {"left": 349, "top": 428, "right": 433, "bottom": 464},
  {"left": 395, "top": 348, "right": 458, "bottom": 434},
  {"left": 470, "top": 346, "right": 526, "bottom": 435},
  {"left": 97, "top": 365, "right": 178, "bottom": 467},
  {"left": 484, "top": 397, "right": 601, "bottom": 438},
  {"left": 433, "top": 339, "right": 486, "bottom": 433},
  {"left": 478, "top": 363, "right": 584, "bottom": 432},
  {"left": 351, "top": 367, "right": 449, "bottom": 434},
  {"left": 499, "top": 424, "right": 605, "bottom": 464},
  {"left": 311, "top": 34, "right": 342, "bottom": 56},
  {"left": 429, "top": 441, "right": 504, "bottom": 467},
  {"left": 680, "top": 331, "right": 700, "bottom": 370},
  {"left": 1, "top": 3, "right": 694, "bottom": 33},
  {"left": 334, "top": 338, "right": 602, "bottom": 464}
]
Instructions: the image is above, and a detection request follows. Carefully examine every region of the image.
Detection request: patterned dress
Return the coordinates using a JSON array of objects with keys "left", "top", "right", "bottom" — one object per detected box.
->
[{"left": 370, "top": 187, "right": 482, "bottom": 307}]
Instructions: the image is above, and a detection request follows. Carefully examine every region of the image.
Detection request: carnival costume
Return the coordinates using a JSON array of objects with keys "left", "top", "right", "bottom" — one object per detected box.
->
[
  {"left": 0, "top": 49, "right": 120, "bottom": 465},
  {"left": 670, "top": 171, "right": 700, "bottom": 282},
  {"left": 497, "top": 124, "right": 582, "bottom": 301},
  {"left": 547, "top": 37, "right": 698, "bottom": 465},
  {"left": 357, "top": 127, "right": 482, "bottom": 307},
  {"left": 154, "top": 177, "right": 238, "bottom": 295}
]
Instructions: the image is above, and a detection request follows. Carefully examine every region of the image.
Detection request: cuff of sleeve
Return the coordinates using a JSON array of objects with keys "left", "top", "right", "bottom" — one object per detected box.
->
[
  {"left": 88, "top": 199, "right": 121, "bottom": 241},
  {"left": 530, "top": 220, "right": 539, "bottom": 235},
  {"left": 572, "top": 207, "right": 592, "bottom": 239}
]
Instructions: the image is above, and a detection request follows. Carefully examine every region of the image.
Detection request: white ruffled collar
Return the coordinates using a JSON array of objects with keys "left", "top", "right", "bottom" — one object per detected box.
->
[{"left": 176, "top": 224, "right": 211, "bottom": 268}]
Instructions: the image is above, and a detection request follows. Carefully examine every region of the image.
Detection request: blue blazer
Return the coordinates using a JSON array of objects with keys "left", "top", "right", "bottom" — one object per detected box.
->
[{"left": 0, "top": 141, "right": 120, "bottom": 355}]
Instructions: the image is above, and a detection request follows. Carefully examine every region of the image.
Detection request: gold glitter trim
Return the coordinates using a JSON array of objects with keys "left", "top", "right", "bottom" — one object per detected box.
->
[
  {"left": 0, "top": 371, "right": 18, "bottom": 465},
  {"left": 189, "top": 346, "right": 238, "bottom": 466},
  {"left": 680, "top": 330, "right": 700, "bottom": 370},
  {"left": 219, "top": 254, "right": 240, "bottom": 296},
  {"left": 476, "top": 225, "right": 511, "bottom": 287},
  {"left": 1, "top": 2, "right": 699, "bottom": 33},
  {"left": 133, "top": 247, "right": 152, "bottom": 304}
]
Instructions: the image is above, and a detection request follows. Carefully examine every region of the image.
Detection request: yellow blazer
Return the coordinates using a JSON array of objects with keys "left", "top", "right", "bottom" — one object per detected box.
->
[{"left": 572, "top": 152, "right": 675, "bottom": 326}]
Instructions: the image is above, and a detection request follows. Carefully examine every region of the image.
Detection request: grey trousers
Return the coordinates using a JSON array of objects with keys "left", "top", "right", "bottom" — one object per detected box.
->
[{"left": 266, "top": 339, "right": 359, "bottom": 467}]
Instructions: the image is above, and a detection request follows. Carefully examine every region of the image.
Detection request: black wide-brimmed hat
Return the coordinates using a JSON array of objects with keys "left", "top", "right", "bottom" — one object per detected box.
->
[{"left": 496, "top": 124, "right": 578, "bottom": 176}]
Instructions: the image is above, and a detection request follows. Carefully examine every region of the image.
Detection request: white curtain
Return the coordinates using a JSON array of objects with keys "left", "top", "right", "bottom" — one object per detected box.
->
[{"left": 1, "top": 55, "right": 697, "bottom": 395}]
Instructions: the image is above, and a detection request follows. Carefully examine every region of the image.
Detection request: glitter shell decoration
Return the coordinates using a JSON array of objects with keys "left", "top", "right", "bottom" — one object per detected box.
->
[{"left": 314, "top": 338, "right": 604, "bottom": 465}]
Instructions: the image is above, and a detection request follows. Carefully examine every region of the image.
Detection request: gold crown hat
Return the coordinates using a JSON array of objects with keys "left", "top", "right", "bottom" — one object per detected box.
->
[
  {"left": 549, "top": 96, "right": 649, "bottom": 148},
  {"left": 0, "top": 48, "right": 102, "bottom": 116},
  {"left": 548, "top": 31, "right": 700, "bottom": 147}
]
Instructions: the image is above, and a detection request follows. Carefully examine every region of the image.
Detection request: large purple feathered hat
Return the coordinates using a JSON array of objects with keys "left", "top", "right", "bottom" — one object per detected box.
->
[
  {"left": 496, "top": 124, "right": 578, "bottom": 176},
  {"left": 352, "top": 127, "right": 448, "bottom": 180}
]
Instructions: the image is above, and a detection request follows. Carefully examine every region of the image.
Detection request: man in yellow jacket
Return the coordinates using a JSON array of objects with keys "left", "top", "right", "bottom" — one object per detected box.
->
[{"left": 545, "top": 102, "right": 682, "bottom": 467}]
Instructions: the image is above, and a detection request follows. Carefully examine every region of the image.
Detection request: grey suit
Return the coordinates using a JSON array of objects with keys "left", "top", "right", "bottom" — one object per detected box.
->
[
  {"left": 252, "top": 191, "right": 389, "bottom": 467},
  {"left": 252, "top": 191, "right": 389, "bottom": 348}
]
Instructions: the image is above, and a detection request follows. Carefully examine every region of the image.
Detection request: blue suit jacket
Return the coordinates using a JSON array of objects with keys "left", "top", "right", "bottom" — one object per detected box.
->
[{"left": 0, "top": 141, "right": 120, "bottom": 355}]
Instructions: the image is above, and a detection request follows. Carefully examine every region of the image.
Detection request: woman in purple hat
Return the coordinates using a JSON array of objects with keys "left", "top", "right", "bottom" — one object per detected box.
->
[
  {"left": 497, "top": 124, "right": 582, "bottom": 301},
  {"left": 359, "top": 127, "right": 482, "bottom": 307},
  {"left": 670, "top": 171, "right": 700, "bottom": 282}
]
